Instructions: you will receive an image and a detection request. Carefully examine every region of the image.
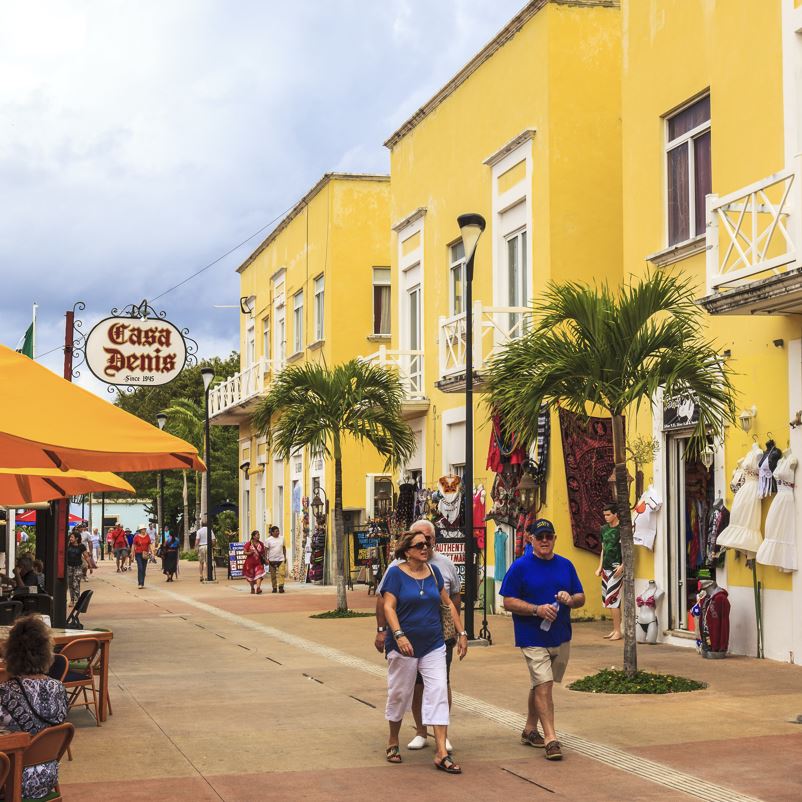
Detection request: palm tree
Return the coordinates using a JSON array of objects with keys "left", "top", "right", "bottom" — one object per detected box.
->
[
  {"left": 162, "top": 398, "right": 205, "bottom": 551},
  {"left": 485, "top": 271, "right": 736, "bottom": 676},
  {"left": 253, "top": 359, "right": 416, "bottom": 612}
]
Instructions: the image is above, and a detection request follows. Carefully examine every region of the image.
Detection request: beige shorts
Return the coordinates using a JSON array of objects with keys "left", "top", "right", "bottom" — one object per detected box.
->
[
  {"left": 521, "top": 642, "right": 571, "bottom": 687},
  {"left": 197, "top": 545, "right": 208, "bottom": 566}
]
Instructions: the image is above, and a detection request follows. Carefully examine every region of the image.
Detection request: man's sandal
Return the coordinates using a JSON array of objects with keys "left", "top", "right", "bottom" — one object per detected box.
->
[
  {"left": 435, "top": 755, "right": 462, "bottom": 774},
  {"left": 385, "top": 745, "right": 402, "bottom": 763},
  {"left": 544, "top": 740, "right": 563, "bottom": 760}
]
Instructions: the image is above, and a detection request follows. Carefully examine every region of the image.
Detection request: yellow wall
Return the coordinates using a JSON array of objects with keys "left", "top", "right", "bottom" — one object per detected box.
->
[
  {"left": 621, "top": 0, "right": 794, "bottom": 593},
  {"left": 234, "top": 175, "right": 391, "bottom": 556},
  {"left": 387, "top": 1, "right": 622, "bottom": 616}
]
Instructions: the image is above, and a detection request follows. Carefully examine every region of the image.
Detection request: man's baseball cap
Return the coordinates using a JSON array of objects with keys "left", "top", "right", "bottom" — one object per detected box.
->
[{"left": 527, "top": 518, "right": 555, "bottom": 537}]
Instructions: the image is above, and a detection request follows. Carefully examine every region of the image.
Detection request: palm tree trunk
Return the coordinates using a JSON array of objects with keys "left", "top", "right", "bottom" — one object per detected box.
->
[
  {"left": 182, "top": 470, "right": 190, "bottom": 552},
  {"left": 333, "top": 439, "right": 348, "bottom": 612},
  {"left": 612, "top": 414, "right": 637, "bottom": 676}
]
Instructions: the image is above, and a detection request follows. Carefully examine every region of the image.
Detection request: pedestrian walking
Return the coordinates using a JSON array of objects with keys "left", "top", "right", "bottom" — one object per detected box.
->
[
  {"left": 125, "top": 528, "right": 134, "bottom": 571},
  {"left": 381, "top": 530, "right": 467, "bottom": 773},
  {"left": 106, "top": 526, "right": 115, "bottom": 560},
  {"left": 111, "top": 525, "right": 128, "bottom": 572},
  {"left": 132, "top": 524, "right": 153, "bottom": 589},
  {"left": 243, "top": 530, "right": 267, "bottom": 594},
  {"left": 66, "top": 531, "right": 90, "bottom": 604},
  {"left": 265, "top": 526, "right": 286, "bottom": 593},
  {"left": 374, "top": 519, "right": 461, "bottom": 752},
  {"left": 500, "top": 518, "right": 585, "bottom": 761},
  {"left": 90, "top": 528, "right": 100, "bottom": 563},
  {"left": 195, "top": 518, "right": 216, "bottom": 581},
  {"left": 595, "top": 502, "right": 623, "bottom": 640},
  {"left": 161, "top": 529, "right": 180, "bottom": 582}
]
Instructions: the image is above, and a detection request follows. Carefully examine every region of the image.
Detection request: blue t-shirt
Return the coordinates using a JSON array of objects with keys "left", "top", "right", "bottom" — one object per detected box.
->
[
  {"left": 500, "top": 552, "right": 583, "bottom": 648},
  {"left": 381, "top": 564, "right": 445, "bottom": 657}
]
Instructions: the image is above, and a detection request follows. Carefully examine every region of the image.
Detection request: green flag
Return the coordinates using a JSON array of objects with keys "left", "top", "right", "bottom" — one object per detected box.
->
[{"left": 16, "top": 323, "right": 33, "bottom": 358}]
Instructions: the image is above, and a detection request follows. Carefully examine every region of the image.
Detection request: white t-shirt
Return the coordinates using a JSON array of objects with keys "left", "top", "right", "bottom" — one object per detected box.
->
[
  {"left": 265, "top": 536, "right": 285, "bottom": 562},
  {"left": 90, "top": 532, "right": 100, "bottom": 547},
  {"left": 633, "top": 488, "right": 663, "bottom": 550},
  {"left": 377, "top": 550, "right": 460, "bottom": 597},
  {"left": 196, "top": 526, "right": 215, "bottom": 547}
]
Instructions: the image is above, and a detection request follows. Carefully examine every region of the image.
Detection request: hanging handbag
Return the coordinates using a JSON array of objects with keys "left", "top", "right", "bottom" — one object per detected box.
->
[{"left": 429, "top": 565, "right": 457, "bottom": 644}]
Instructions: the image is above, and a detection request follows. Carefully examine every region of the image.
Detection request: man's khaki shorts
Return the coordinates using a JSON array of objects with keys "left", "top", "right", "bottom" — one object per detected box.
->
[
  {"left": 197, "top": 546, "right": 208, "bottom": 566},
  {"left": 521, "top": 642, "right": 571, "bottom": 687}
]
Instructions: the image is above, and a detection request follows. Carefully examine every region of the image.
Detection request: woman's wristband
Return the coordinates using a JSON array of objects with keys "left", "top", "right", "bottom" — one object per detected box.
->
[{"left": 393, "top": 629, "right": 405, "bottom": 640}]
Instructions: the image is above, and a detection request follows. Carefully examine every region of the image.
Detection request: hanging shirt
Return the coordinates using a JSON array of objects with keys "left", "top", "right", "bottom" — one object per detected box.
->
[{"left": 633, "top": 488, "right": 663, "bottom": 550}]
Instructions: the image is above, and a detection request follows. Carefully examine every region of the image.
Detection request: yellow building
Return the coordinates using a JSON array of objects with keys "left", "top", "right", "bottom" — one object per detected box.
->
[
  {"left": 368, "top": 0, "right": 623, "bottom": 617},
  {"left": 623, "top": 0, "right": 802, "bottom": 662},
  {"left": 209, "top": 173, "right": 393, "bottom": 580}
]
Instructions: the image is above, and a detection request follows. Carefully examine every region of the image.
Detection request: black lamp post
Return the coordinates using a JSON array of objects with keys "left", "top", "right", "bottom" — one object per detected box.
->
[
  {"left": 457, "top": 212, "right": 486, "bottom": 641},
  {"left": 201, "top": 367, "right": 215, "bottom": 582},
  {"left": 156, "top": 411, "right": 167, "bottom": 546}
]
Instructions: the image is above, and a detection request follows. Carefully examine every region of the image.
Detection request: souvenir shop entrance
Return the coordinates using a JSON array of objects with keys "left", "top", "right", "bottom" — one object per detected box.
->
[{"left": 665, "top": 435, "right": 716, "bottom": 632}]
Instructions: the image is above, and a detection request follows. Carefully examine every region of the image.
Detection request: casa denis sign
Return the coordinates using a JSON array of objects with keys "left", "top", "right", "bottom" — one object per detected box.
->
[{"left": 85, "top": 316, "right": 187, "bottom": 387}]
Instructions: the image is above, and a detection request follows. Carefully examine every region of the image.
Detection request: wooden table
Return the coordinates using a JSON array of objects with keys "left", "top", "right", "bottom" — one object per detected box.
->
[
  {"left": 51, "top": 628, "right": 114, "bottom": 722},
  {"left": 0, "top": 730, "right": 31, "bottom": 802}
]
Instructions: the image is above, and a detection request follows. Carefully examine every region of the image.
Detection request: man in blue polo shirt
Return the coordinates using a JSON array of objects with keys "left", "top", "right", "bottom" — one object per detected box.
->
[{"left": 500, "top": 518, "right": 585, "bottom": 762}]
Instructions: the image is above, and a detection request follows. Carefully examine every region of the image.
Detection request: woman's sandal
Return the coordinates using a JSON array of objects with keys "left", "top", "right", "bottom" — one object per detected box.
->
[
  {"left": 385, "top": 745, "right": 402, "bottom": 763},
  {"left": 435, "top": 755, "right": 461, "bottom": 774}
]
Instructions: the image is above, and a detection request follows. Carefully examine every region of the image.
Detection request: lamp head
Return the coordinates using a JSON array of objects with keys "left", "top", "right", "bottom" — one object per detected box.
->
[
  {"left": 311, "top": 494, "right": 323, "bottom": 513},
  {"left": 738, "top": 405, "right": 757, "bottom": 433},
  {"left": 457, "top": 213, "right": 486, "bottom": 266},
  {"left": 239, "top": 460, "right": 250, "bottom": 474},
  {"left": 201, "top": 367, "right": 215, "bottom": 391},
  {"left": 156, "top": 411, "right": 167, "bottom": 431}
]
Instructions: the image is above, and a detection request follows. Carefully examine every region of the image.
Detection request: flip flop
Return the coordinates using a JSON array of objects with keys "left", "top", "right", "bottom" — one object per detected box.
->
[
  {"left": 608, "top": 634, "right": 622, "bottom": 641},
  {"left": 435, "top": 755, "right": 461, "bottom": 774},
  {"left": 385, "top": 745, "right": 402, "bottom": 763}
]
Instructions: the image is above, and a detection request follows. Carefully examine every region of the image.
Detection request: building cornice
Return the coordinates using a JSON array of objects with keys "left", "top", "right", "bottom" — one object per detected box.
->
[
  {"left": 483, "top": 128, "right": 538, "bottom": 167},
  {"left": 392, "top": 207, "right": 427, "bottom": 233},
  {"left": 237, "top": 173, "right": 390, "bottom": 274}
]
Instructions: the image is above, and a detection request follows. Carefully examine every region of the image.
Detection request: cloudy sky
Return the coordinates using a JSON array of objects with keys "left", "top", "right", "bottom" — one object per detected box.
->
[{"left": 1, "top": 0, "right": 524, "bottom": 393}]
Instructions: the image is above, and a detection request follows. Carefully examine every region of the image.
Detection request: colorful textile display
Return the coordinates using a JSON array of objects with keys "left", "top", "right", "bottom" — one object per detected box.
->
[
  {"left": 558, "top": 408, "right": 618, "bottom": 554},
  {"left": 487, "top": 414, "right": 527, "bottom": 473}
]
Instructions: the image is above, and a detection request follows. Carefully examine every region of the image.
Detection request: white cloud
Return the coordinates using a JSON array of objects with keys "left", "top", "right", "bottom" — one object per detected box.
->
[{"left": 0, "top": 0, "right": 524, "bottom": 395}]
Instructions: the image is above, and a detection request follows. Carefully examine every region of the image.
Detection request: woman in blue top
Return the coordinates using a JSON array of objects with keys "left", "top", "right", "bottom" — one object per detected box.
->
[{"left": 382, "top": 529, "right": 468, "bottom": 774}]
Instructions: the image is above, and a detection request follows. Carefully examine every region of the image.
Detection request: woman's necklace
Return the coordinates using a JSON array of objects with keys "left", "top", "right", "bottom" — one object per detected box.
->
[{"left": 415, "top": 575, "right": 427, "bottom": 596}]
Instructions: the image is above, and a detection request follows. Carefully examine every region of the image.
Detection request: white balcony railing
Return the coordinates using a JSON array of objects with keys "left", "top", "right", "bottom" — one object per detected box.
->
[
  {"left": 707, "top": 155, "right": 802, "bottom": 292},
  {"left": 361, "top": 346, "right": 426, "bottom": 401},
  {"left": 438, "top": 301, "right": 530, "bottom": 379},
  {"left": 208, "top": 356, "right": 270, "bottom": 419}
]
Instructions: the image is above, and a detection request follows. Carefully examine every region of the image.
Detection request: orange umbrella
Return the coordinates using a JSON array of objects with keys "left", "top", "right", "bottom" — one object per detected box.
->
[
  {"left": 0, "top": 343, "right": 205, "bottom": 472},
  {"left": 0, "top": 468, "right": 135, "bottom": 506}
]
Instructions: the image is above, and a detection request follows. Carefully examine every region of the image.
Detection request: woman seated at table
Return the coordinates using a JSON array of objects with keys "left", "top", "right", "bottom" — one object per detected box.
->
[{"left": 0, "top": 616, "right": 68, "bottom": 799}]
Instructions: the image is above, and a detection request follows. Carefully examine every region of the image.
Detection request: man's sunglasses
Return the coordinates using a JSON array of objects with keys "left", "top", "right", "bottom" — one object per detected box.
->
[
  {"left": 533, "top": 533, "right": 555, "bottom": 541},
  {"left": 409, "top": 542, "right": 431, "bottom": 550}
]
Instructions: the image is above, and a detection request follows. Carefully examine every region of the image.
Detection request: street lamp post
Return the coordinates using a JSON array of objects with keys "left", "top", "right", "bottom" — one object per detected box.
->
[
  {"left": 201, "top": 367, "right": 215, "bottom": 582},
  {"left": 156, "top": 412, "right": 167, "bottom": 546},
  {"left": 457, "top": 212, "right": 486, "bottom": 642}
]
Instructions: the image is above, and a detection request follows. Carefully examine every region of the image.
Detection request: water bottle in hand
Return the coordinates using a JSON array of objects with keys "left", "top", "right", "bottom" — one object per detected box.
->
[{"left": 539, "top": 602, "right": 560, "bottom": 631}]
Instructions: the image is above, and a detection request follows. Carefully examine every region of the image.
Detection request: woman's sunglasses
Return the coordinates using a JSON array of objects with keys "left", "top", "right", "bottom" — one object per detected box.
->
[{"left": 409, "top": 542, "right": 430, "bottom": 551}]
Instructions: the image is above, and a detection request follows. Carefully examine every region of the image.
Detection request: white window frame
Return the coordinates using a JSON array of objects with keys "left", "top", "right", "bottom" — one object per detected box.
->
[
  {"left": 449, "top": 241, "right": 466, "bottom": 317},
  {"left": 372, "top": 267, "right": 391, "bottom": 335},
  {"left": 505, "top": 226, "right": 528, "bottom": 334},
  {"left": 292, "top": 290, "right": 304, "bottom": 355},
  {"left": 261, "top": 316, "right": 270, "bottom": 362},
  {"left": 245, "top": 319, "right": 256, "bottom": 368},
  {"left": 313, "top": 275, "right": 324, "bottom": 342},
  {"left": 663, "top": 93, "right": 711, "bottom": 247}
]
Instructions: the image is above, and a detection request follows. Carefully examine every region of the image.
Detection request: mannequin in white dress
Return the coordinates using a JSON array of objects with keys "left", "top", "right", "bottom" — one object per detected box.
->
[
  {"left": 635, "top": 580, "right": 664, "bottom": 644},
  {"left": 716, "top": 444, "right": 763, "bottom": 556},
  {"left": 756, "top": 450, "right": 798, "bottom": 572}
]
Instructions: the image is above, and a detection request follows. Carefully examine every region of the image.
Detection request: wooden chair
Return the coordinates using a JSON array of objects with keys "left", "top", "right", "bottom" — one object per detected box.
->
[
  {"left": 60, "top": 638, "right": 101, "bottom": 726},
  {"left": 0, "top": 752, "right": 9, "bottom": 791},
  {"left": 21, "top": 722, "right": 74, "bottom": 801}
]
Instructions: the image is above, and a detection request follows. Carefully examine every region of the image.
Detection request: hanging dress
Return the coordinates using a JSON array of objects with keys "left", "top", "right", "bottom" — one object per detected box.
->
[
  {"left": 756, "top": 455, "right": 798, "bottom": 572},
  {"left": 716, "top": 446, "right": 763, "bottom": 556}
]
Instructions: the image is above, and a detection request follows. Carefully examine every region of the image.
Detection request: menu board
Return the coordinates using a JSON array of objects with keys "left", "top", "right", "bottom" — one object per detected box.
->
[
  {"left": 228, "top": 542, "right": 246, "bottom": 579},
  {"left": 352, "top": 529, "right": 380, "bottom": 566}
]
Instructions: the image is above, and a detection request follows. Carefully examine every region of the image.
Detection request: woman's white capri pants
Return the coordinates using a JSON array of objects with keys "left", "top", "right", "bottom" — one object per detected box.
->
[{"left": 385, "top": 644, "right": 449, "bottom": 726}]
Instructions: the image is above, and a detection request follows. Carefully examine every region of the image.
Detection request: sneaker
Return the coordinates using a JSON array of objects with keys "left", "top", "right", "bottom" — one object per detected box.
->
[
  {"left": 272, "top": 588, "right": 278, "bottom": 593},
  {"left": 407, "top": 735, "right": 428, "bottom": 750},
  {"left": 279, "top": 587, "right": 285, "bottom": 593},
  {"left": 521, "top": 729, "right": 545, "bottom": 748},
  {"left": 544, "top": 740, "right": 562, "bottom": 760}
]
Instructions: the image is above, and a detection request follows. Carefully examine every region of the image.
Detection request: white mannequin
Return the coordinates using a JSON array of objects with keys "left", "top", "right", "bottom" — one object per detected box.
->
[{"left": 635, "top": 580, "right": 664, "bottom": 644}]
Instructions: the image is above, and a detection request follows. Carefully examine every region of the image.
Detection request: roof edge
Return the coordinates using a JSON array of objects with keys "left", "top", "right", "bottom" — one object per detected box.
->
[{"left": 236, "top": 173, "right": 390, "bottom": 274}]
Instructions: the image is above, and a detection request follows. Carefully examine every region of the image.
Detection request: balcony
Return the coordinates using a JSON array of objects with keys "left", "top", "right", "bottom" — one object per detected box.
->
[
  {"left": 436, "top": 302, "right": 529, "bottom": 392},
  {"left": 209, "top": 357, "right": 270, "bottom": 425},
  {"left": 360, "top": 346, "right": 429, "bottom": 419},
  {"left": 700, "top": 156, "right": 802, "bottom": 315}
]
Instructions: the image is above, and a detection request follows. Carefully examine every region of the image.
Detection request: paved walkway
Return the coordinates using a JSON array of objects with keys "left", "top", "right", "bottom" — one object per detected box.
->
[{"left": 57, "top": 560, "right": 802, "bottom": 801}]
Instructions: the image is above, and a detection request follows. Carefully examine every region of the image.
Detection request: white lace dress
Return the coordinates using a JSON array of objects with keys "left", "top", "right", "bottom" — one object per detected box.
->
[
  {"left": 716, "top": 447, "right": 763, "bottom": 556},
  {"left": 756, "top": 456, "right": 798, "bottom": 572}
]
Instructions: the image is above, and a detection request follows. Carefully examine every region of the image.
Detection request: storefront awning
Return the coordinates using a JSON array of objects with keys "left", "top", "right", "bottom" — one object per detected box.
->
[{"left": 0, "top": 467, "right": 135, "bottom": 506}]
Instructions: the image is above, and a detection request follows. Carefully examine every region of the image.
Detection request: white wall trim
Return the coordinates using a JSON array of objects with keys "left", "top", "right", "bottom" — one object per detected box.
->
[
  {"left": 483, "top": 128, "right": 537, "bottom": 167},
  {"left": 392, "top": 207, "right": 427, "bottom": 233}
]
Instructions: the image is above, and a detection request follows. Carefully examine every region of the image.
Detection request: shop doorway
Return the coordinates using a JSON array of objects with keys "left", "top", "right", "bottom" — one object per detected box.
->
[{"left": 666, "top": 435, "right": 715, "bottom": 631}]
